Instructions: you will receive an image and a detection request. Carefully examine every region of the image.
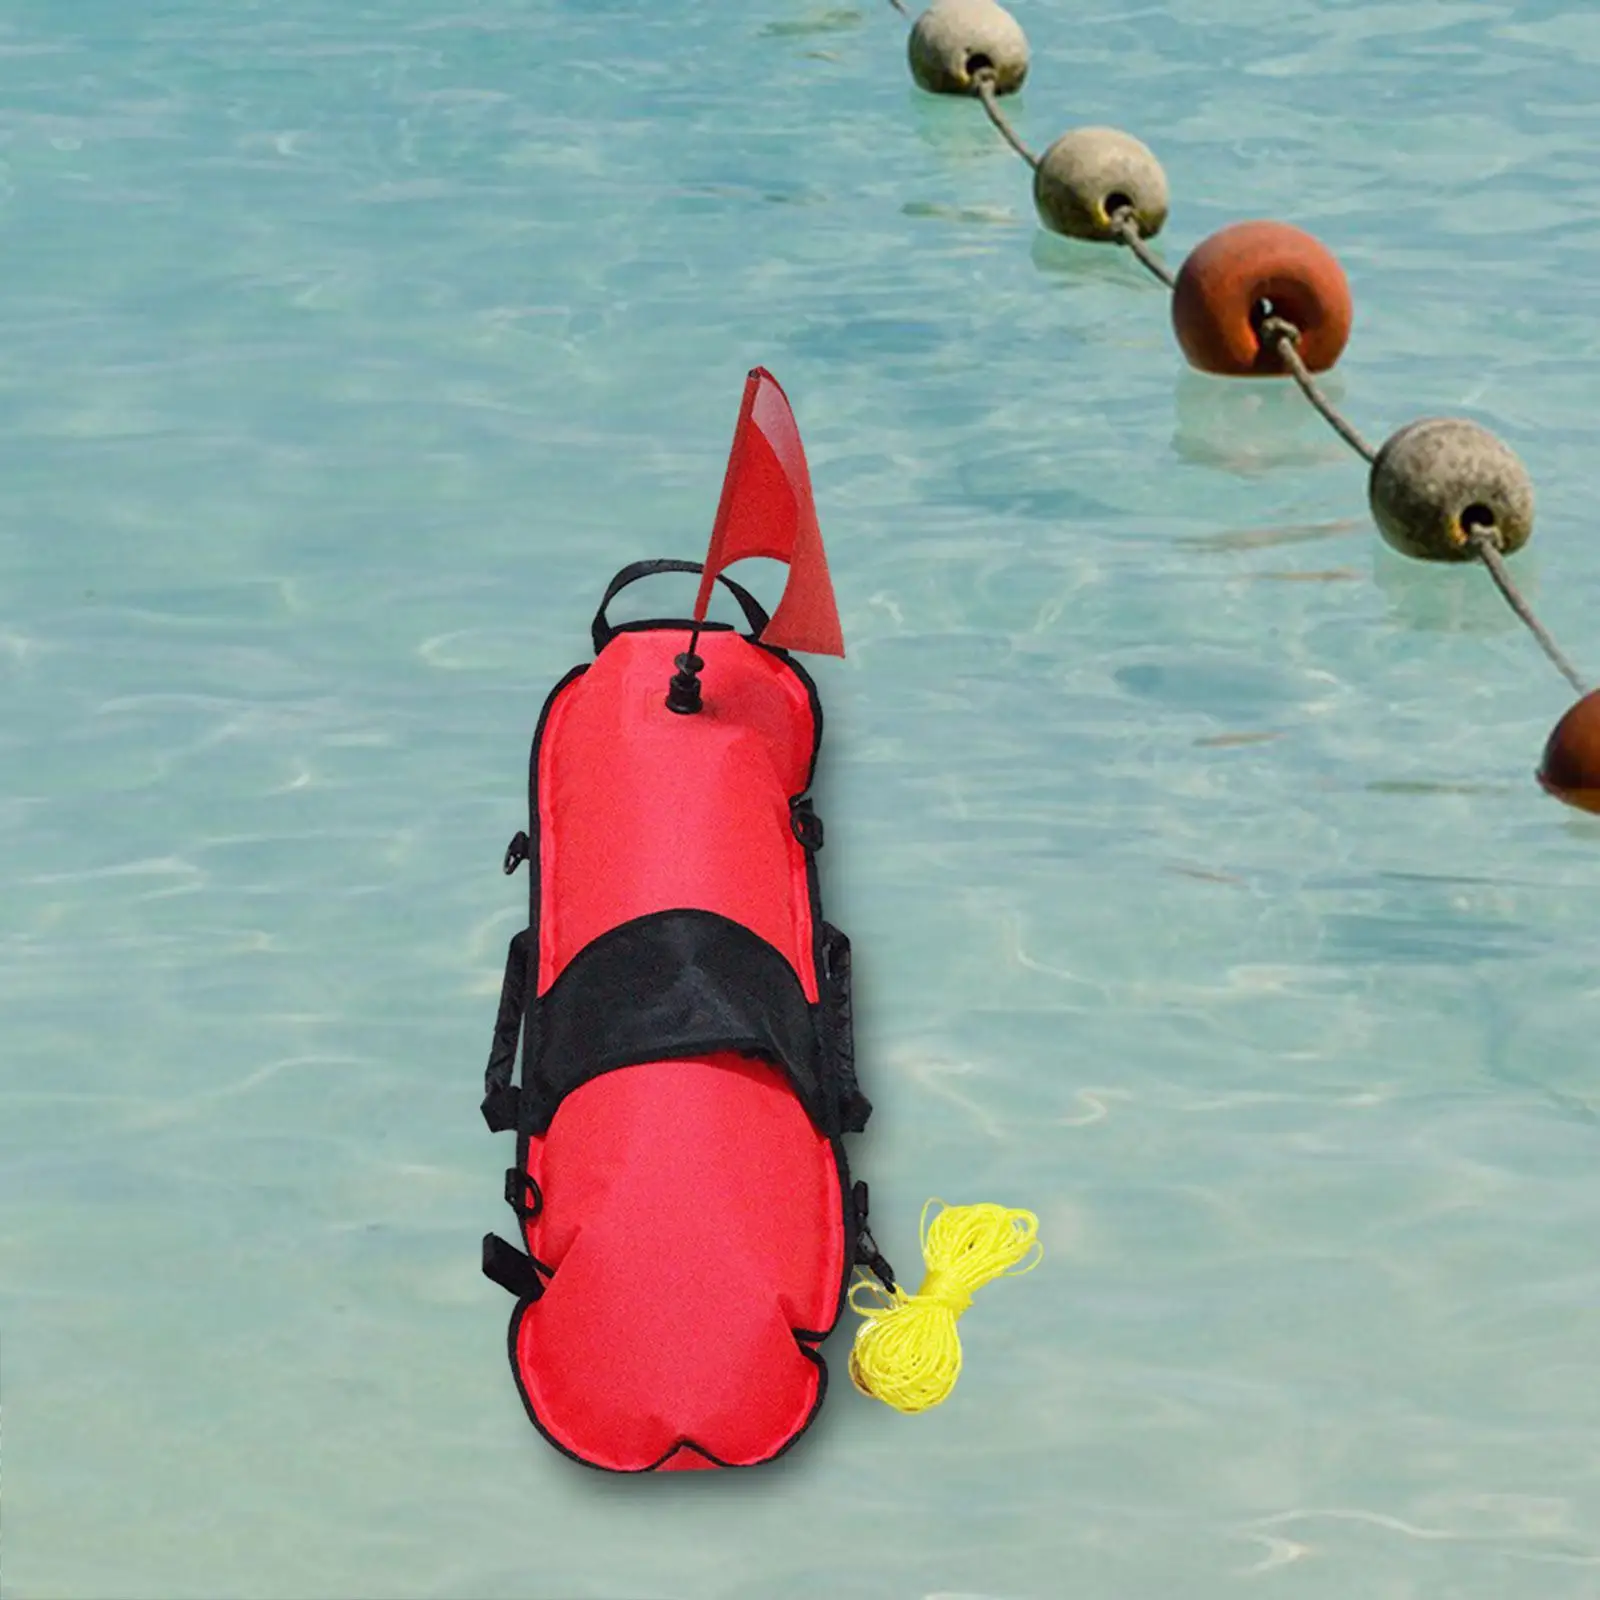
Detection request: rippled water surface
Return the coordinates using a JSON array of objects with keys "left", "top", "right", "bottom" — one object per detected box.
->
[{"left": 4, "top": 2, "right": 1600, "bottom": 1596}]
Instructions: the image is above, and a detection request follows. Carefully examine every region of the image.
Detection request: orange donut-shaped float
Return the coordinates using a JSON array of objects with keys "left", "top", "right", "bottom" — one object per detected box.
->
[
  {"left": 1171, "top": 220, "right": 1353, "bottom": 377},
  {"left": 1539, "top": 690, "right": 1600, "bottom": 815}
]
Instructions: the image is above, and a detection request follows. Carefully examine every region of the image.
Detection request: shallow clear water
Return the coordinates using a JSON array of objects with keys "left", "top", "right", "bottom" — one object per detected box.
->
[{"left": 4, "top": 1, "right": 1600, "bottom": 1596}]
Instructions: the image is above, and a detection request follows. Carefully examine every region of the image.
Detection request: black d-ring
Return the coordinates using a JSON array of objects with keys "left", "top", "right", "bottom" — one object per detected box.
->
[
  {"left": 504, "top": 1167, "right": 544, "bottom": 1222},
  {"left": 790, "top": 796, "right": 824, "bottom": 852}
]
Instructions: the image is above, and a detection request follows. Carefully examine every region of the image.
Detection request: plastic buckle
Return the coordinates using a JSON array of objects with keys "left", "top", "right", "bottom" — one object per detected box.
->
[
  {"left": 480, "top": 1085, "right": 520, "bottom": 1133},
  {"left": 481, "top": 1233, "right": 553, "bottom": 1301}
]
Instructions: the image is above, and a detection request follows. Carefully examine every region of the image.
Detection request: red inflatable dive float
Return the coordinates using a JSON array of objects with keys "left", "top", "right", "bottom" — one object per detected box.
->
[
  {"left": 480, "top": 369, "right": 897, "bottom": 1472},
  {"left": 480, "top": 368, "right": 1040, "bottom": 1472}
]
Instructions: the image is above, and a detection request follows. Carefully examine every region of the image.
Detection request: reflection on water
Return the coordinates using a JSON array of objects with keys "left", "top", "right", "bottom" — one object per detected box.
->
[
  {"left": 1170, "top": 367, "right": 1353, "bottom": 477},
  {"left": 1029, "top": 227, "right": 1172, "bottom": 291},
  {"left": 1371, "top": 540, "right": 1536, "bottom": 638}
]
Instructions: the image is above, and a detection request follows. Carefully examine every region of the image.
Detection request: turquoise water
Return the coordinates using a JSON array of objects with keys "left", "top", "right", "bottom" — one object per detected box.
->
[{"left": 5, "top": 0, "right": 1600, "bottom": 1594}]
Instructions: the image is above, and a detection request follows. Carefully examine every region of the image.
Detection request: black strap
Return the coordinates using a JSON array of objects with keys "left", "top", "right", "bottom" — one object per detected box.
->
[
  {"left": 820, "top": 922, "right": 871, "bottom": 1135},
  {"left": 591, "top": 559, "right": 771, "bottom": 656},
  {"left": 482, "top": 930, "right": 530, "bottom": 1133},
  {"left": 852, "top": 1182, "right": 897, "bottom": 1292},
  {"left": 518, "top": 907, "right": 828, "bottom": 1138},
  {"left": 482, "top": 1233, "right": 553, "bottom": 1301}
]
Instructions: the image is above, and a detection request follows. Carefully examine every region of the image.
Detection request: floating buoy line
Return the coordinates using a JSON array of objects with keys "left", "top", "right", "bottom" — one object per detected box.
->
[{"left": 871, "top": 0, "right": 1600, "bottom": 814}]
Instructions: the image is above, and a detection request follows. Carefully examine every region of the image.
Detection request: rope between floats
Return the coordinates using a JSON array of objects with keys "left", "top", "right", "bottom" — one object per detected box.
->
[
  {"left": 1259, "top": 318, "right": 1378, "bottom": 464},
  {"left": 1469, "top": 530, "right": 1588, "bottom": 695},
  {"left": 1109, "top": 210, "right": 1176, "bottom": 289},
  {"left": 973, "top": 71, "right": 1037, "bottom": 168}
]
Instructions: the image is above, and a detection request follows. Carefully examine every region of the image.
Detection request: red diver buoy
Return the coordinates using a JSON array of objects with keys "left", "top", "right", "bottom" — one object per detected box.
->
[{"left": 478, "top": 369, "right": 1040, "bottom": 1473}]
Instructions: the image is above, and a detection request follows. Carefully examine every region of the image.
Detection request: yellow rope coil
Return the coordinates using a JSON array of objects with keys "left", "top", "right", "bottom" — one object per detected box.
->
[{"left": 847, "top": 1199, "right": 1041, "bottom": 1415}]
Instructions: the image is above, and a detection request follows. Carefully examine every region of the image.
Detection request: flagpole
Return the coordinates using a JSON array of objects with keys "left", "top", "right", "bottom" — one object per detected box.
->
[
  {"left": 693, "top": 370, "right": 763, "bottom": 623},
  {"left": 669, "top": 369, "right": 763, "bottom": 714}
]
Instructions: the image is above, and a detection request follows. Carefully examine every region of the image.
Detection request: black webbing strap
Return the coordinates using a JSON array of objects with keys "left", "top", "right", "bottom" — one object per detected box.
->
[
  {"left": 482, "top": 929, "right": 530, "bottom": 1132},
  {"left": 852, "top": 1181, "right": 897, "bottom": 1292},
  {"left": 590, "top": 559, "right": 771, "bottom": 656}
]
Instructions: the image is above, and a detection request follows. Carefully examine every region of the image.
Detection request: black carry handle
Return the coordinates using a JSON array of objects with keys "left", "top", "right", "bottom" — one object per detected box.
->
[{"left": 591, "top": 559, "right": 771, "bottom": 656}]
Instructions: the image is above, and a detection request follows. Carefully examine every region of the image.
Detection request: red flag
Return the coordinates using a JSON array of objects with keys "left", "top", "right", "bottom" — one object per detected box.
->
[{"left": 693, "top": 368, "right": 844, "bottom": 657}]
